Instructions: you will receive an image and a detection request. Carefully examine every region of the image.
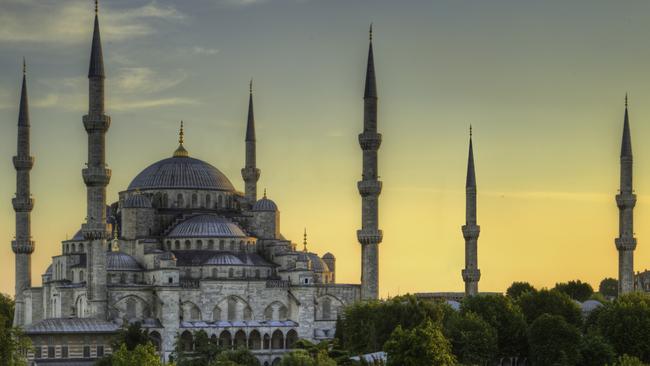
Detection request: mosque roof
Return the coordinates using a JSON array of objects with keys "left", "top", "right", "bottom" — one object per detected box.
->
[
  {"left": 167, "top": 214, "right": 246, "bottom": 238},
  {"left": 127, "top": 156, "right": 235, "bottom": 192},
  {"left": 172, "top": 250, "right": 273, "bottom": 267},
  {"left": 106, "top": 252, "right": 143, "bottom": 271},
  {"left": 252, "top": 197, "right": 278, "bottom": 212},
  {"left": 307, "top": 252, "right": 330, "bottom": 272},
  {"left": 25, "top": 318, "right": 119, "bottom": 334},
  {"left": 123, "top": 194, "right": 152, "bottom": 208}
]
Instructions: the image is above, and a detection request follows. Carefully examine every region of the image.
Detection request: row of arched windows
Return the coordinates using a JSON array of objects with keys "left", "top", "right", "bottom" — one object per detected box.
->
[
  {"left": 63, "top": 242, "right": 85, "bottom": 254},
  {"left": 182, "top": 267, "right": 271, "bottom": 280},
  {"left": 181, "top": 300, "right": 289, "bottom": 322},
  {"left": 166, "top": 239, "right": 255, "bottom": 252},
  {"left": 151, "top": 192, "right": 239, "bottom": 210},
  {"left": 179, "top": 329, "right": 298, "bottom": 352}
]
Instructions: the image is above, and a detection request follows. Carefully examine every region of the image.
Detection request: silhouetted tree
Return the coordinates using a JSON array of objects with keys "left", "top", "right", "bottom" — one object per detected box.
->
[
  {"left": 554, "top": 280, "right": 594, "bottom": 302},
  {"left": 528, "top": 314, "right": 582, "bottom": 366},
  {"left": 445, "top": 311, "right": 497, "bottom": 364},
  {"left": 506, "top": 282, "right": 537, "bottom": 300},
  {"left": 578, "top": 333, "right": 616, "bottom": 366},
  {"left": 599, "top": 278, "right": 618, "bottom": 299},
  {"left": 594, "top": 293, "right": 650, "bottom": 362},
  {"left": 519, "top": 289, "right": 582, "bottom": 327},
  {"left": 384, "top": 319, "right": 455, "bottom": 366}
]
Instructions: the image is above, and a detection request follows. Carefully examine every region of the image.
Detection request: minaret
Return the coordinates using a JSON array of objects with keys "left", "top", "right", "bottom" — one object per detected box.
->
[
  {"left": 615, "top": 95, "right": 636, "bottom": 294},
  {"left": 12, "top": 59, "right": 35, "bottom": 326},
  {"left": 241, "top": 80, "right": 260, "bottom": 208},
  {"left": 462, "top": 126, "right": 480, "bottom": 296},
  {"left": 357, "top": 25, "right": 382, "bottom": 300},
  {"left": 82, "top": 1, "right": 111, "bottom": 319}
]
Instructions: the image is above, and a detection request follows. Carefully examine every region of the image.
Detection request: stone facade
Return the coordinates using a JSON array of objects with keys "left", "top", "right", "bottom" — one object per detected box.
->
[{"left": 14, "top": 5, "right": 365, "bottom": 366}]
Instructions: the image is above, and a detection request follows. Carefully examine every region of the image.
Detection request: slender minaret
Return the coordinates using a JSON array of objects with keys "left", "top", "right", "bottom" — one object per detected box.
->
[
  {"left": 12, "top": 59, "right": 35, "bottom": 326},
  {"left": 615, "top": 95, "right": 637, "bottom": 294},
  {"left": 462, "top": 126, "right": 481, "bottom": 296},
  {"left": 82, "top": 1, "right": 110, "bottom": 319},
  {"left": 357, "top": 25, "right": 382, "bottom": 300},
  {"left": 241, "top": 80, "right": 260, "bottom": 207}
]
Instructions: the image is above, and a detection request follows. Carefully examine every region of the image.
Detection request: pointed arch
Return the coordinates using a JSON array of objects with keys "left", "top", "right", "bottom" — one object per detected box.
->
[
  {"left": 219, "top": 330, "right": 232, "bottom": 348},
  {"left": 248, "top": 330, "right": 261, "bottom": 350},
  {"left": 181, "top": 301, "right": 201, "bottom": 321},
  {"left": 271, "top": 330, "right": 284, "bottom": 349},
  {"left": 264, "top": 301, "right": 289, "bottom": 321},
  {"left": 234, "top": 330, "right": 247, "bottom": 349},
  {"left": 286, "top": 329, "right": 298, "bottom": 349}
]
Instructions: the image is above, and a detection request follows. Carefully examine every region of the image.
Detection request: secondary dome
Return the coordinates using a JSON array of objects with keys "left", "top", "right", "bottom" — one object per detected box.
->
[
  {"left": 127, "top": 156, "right": 235, "bottom": 191},
  {"left": 107, "top": 252, "right": 143, "bottom": 271},
  {"left": 168, "top": 214, "right": 246, "bottom": 238}
]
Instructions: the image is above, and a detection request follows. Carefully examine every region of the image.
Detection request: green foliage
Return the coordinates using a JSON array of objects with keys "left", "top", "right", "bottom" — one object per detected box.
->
[
  {"left": 594, "top": 293, "right": 650, "bottom": 362},
  {"left": 383, "top": 319, "right": 456, "bottom": 366},
  {"left": 445, "top": 311, "right": 497, "bottom": 365},
  {"left": 110, "top": 343, "right": 162, "bottom": 366},
  {"left": 212, "top": 348, "right": 260, "bottom": 366},
  {"left": 113, "top": 321, "right": 152, "bottom": 351},
  {"left": 460, "top": 294, "right": 527, "bottom": 358},
  {"left": 0, "top": 294, "right": 15, "bottom": 329},
  {"left": 173, "top": 330, "right": 223, "bottom": 366},
  {"left": 609, "top": 355, "right": 649, "bottom": 366},
  {"left": 555, "top": 280, "right": 595, "bottom": 302},
  {"left": 579, "top": 333, "right": 616, "bottom": 366},
  {"left": 279, "top": 349, "right": 336, "bottom": 366},
  {"left": 527, "top": 313, "right": 582, "bottom": 366},
  {"left": 0, "top": 295, "right": 31, "bottom": 366},
  {"left": 599, "top": 278, "right": 619, "bottom": 299},
  {"left": 336, "top": 295, "right": 452, "bottom": 354},
  {"left": 519, "top": 289, "right": 583, "bottom": 327},
  {"left": 506, "top": 282, "right": 537, "bottom": 300}
]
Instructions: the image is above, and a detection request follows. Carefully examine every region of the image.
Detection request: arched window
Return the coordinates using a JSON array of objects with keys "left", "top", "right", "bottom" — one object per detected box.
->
[
  {"left": 228, "top": 268, "right": 234, "bottom": 278},
  {"left": 162, "top": 194, "right": 168, "bottom": 207},
  {"left": 166, "top": 241, "right": 171, "bottom": 250},
  {"left": 80, "top": 270, "right": 85, "bottom": 282},
  {"left": 180, "top": 331, "right": 193, "bottom": 352},
  {"left": 234, "top": 330, "right": 247, "bottom": 349},
  {"left": 72, "top": 243, "right": 76, "bottom": 252},
  {"left": 244, "top": 306, "right": 252, "bottom": 321},
  {"left": 149, "top": 331, "right": 162, "bottom": 351},
  {"left": 206, "top": 195, "right": 212, "bottom": 208},
  {"left": 239, "top": 240, "right": 244, "bottom": 251},
  {"left": 212, "top": 268, "right": 218, "bottom": 278},
  {"left": 230, "top": 240, "right": 235, "bottom": 251},
  {"left": 249, "top": 330, "right": 261, "bottom": 350},
  {"left": 227, "top": 297, "right": 237, "bottom": 321},
  {"left": 191, "top": 194, "right": 198, "bottom": 207},
  {"left": 184, "top": 240, "right": 191, "bottom": 250},
  {"left": 322, "top": 297, "right": 332, "bottom": 320},
  {"left": 197, "top": 240, "right": 203, "bottom": 249},
  {"left": 286, "top": 330, "right": 298, "bottom": 349},
  {"left": 175, "top": 240, "right": 180, "bottom": 250},
  {"left": 191, "top": 306, "right": 200, "bottom": 320},
  {"left": 79, "top": 243, "right": 84, "bottom": 251},
  {"left": 177, "top": 194, "right": 184, "bottom": 208},
  {"left": 212, "top": 305, "right": 222, "bottom": 321},
  {"left": 271, "top": 330, "right": 284, "bottom": 349},
  {"left": 219, "top": 331, "right": 232, "bottom": 349},
  {"left": 219, "top": 240, "right": 225, "bottom": 250},
  {"left": 208, "top": 240, "right": 214, "bottom": 249},
  {"left": 217, "top": 195, "right": 223, "bottom": 208},
  {"left": 263, "top": 334, "right": 271, "bottom": 349},
  {"left": 126, "top": 298, "right": 136, "bottom": 320}
]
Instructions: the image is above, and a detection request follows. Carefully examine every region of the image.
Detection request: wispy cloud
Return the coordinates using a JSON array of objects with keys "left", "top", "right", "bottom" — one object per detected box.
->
[
  {"left": 111, "top": 97, "right": 198, "bottom": 111},
  {"left": 219, "top": 0, "right": 268, "bottom": 6},
  {"left": 0, "top": 1, "right": 185, "bottom": 44},
  {"left": 192, "top": 46, "right": 219, "bottom": 56},
  {"left": 115, "top": 67, "right": 187, "bottom": 94}
]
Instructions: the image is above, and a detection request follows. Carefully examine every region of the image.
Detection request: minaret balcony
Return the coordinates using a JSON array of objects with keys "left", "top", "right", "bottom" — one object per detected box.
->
[
  {"left": 615, "top": 237, "right": 637, "bottom": 251},
  {"left": 462, "top": 268, "right": 481, "bottom": 282},
  {"left": 12, "top": 156, "right": 34, "bottom": 170},
  {"left": 11, "top": 240, "right": 34, "bottom": 254},
  {"left": 241, "top": 167, "right": 261, "bottom": 181},
  {"left": 12, "top": 197, "right": 34, "bottom": 212},
  {"left": 81, "top": 222, "right": 110, "bottom": 240},
  {"left": 616, "top": 193, "right": 637, "bottom": 209},
  {"left": 357, "top": 180, "right": 382, "bottom": 196},
  {"left": 357, "top": 229, "right": 383, "bottom": 245},
  {"left": 82, "top": 167, "right": 112, "bottom": 186},
  {"left": 358, "top": 132, "right": 382, "bottom": 150},
  {"left": 462, "top": 225, "right": 480, "bottom": 239},
  {"left": 82, "top": 114, "right": 111, "bottom": 132}
]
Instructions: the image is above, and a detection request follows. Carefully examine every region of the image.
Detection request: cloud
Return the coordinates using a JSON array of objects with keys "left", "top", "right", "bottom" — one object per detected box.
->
[
  {"left": 192, "top": 46, "right": 219, "bottom": 56},
  {"left": 0, "top": 1, "right": 185, "bottom": 44},
  {"left": 111, "top": 97, "right": 198, "bottom": 111},
  {"left": 115, "top": 67, "right": 187, "bottom": 94},
  {"left": 219, "top": 0, "right": 268, "bottom": 6}
]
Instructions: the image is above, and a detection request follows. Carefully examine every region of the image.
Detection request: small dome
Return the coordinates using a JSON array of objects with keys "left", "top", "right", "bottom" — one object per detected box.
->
[
  {"left": 307, "top": 253, "right": 330, "bottom": 272},
  {"left": 168, "top": 214, "right": 246, "bottom": 238},
  {"left": 107, "top": 252, "right": 143, "bottom": 271},
  {"left": 322, "top": 252, "right": 335, "bottom": 260},
  {"left": 123, "top": 195, "right": 152, "bottom": 208},
  {"left": 581, "top": 300, "right": 603, "bottom": 313},
  {"left": 204, "top": 253, "right": 245, "bottom": 265},
  {"left": 252, "top": 197, "right": 278, "bottom": 212},
  {"left": 297, "top": 252, "right": 309, "bottom": 262},
  {"left": 446, "top": 300, "right": 461, "bottom": 311},
  {"left": 45, "top": 264, "right": 53, "bottom": 275}
]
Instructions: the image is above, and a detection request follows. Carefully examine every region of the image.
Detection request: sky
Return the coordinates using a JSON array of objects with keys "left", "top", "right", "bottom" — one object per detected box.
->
[{"left": 1, "top": 0, "right": 650, "bottom": 298}]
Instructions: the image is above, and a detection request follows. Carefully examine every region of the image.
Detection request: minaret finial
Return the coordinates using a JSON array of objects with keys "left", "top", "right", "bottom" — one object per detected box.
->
[
  {"left": 469, "top": 124, "right": 472, "bottom": 138},
  {"left": 179, "top": 120, "right": 184, "bottom": 145},
  {"left": 263, "top": 188, "right": 267, "bottom": 198},
  {"left": 95, "top": 0, "right": 99, "bottom": 15},
  {"left": 369, "top": 23, "right": 373, "bottom": 41},
  {"left": 250, "top": 79, "right": 253, "bottom": 94},
  {"left": 625, "top": 93, "right": 628, "bottom": 108},
  {"left": 303, "top": 228, "right": 308, "bottom": 252},
  {"left": 22, "top": 57, "right": 26, "bottom": 76}
]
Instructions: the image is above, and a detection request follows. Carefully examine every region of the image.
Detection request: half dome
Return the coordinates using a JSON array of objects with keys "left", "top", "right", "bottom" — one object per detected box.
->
[
  {"left": 128, "top": 156, "right": 235, "bottom": 191},
  {"left": 167, "top": 214, "right": 246, "bottom": 238}
]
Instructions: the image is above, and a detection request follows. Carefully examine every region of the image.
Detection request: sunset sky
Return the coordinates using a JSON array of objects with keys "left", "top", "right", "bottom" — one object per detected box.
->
[{"left": 1, "top": 0, "right": 650, "bottom": 298}]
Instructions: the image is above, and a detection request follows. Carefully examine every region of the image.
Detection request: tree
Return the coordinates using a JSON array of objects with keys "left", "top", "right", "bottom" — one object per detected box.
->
[
  {"left": 0, "top": 295, "right": 31, "bottom": 366},
  {"left": 212, "top": 349, "right": 260, "bottom": 366},
  {"left": 113, "top": 322, "right": 151, "bottom": 351},
  {"left": 280, "top": 349, "right": 316, "bottom": 366},
  {"left": 610, "top": 355, "right": 648, "bottom": 366},
  {"left": 460, "top": 294, "right": 527, "bottom": 358},
  {"left": 445, "top": 311, "right": 497, "bottom": 364},
  {"left": 579, "top": 333, "right": 616, "bottom": 366},
  {"left": 506, "top": 282, "right": 537, "bottom": 300},
  {"left": 110, "top": 343, "right": 162, "bottom": 366},
  {"left": 172, "top": 330, "right": 222, "bottom": 366},
  {"left": 528, "top": 314, "right": 582, "bottom": 366},
  {"left": 383, "top": 319, "right": 456, "bottom": 366},
  {"left": 0, "top": 294, "right": 14, "bottom": 328},
  {"left": 599, "top": 278, "right": 618, "bottom": 299},
  {"left": 554, "top": 280, "right": 595, "bottom": 302},
  {"left": 518, "top": 289, "right": 582, "bottom": 327},
  {"left": 594, "top": 293, "right": 650, "bottom": 362}
]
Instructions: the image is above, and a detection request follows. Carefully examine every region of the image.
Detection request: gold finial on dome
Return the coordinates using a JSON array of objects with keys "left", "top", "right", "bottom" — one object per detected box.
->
[
  {"left": 303, "top": 228, "right": 308, "bottom": 252},
  {"left": 173, "top": 120, "right": 189, "bottom": 157}
]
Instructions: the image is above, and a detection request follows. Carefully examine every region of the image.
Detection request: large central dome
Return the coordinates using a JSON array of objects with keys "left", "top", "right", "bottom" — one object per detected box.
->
[{"left": 128, "top": 155, "right": 235, "bottom": 191}]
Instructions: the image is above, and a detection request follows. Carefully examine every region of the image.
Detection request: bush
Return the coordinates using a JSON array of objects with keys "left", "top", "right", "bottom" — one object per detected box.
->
[
  {"left": 506, "top": 282, "right": 537, "bottom": 300},
  {"left": 519, "top": 289, "right": 582, "bottom": 327},
  {"left": 384, "top": 319, "right": 456, "bottom": 366},
  {"left": 528, "top": 314, "right": 582, "bottom": 366},
  {"left": 579, "top": 333, "right": 616, "bottom": 366},
  {"left": 445, "top": 311, "right": 497, "bottom": 364},
  {"left": 554, "top": 280, "right": 594, "bottom": 302},
  {"left": 594, "top": 293, "right": 650, "bottom": 362}
]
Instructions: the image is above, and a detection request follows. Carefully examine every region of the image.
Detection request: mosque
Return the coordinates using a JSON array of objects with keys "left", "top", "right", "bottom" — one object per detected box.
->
[{"left": 10, "top": 3, "right": 382, "bottom": 365}]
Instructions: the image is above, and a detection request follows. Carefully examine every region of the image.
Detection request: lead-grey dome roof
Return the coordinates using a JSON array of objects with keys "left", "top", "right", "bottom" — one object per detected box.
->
[
  {"left": 128, "top": 156, "right": 235, "bottom": 191},
  {"left": 168, "top": 214, "right": 246, "bottom": 238},
  {"left": 123, "top": 194, "right": 152, "bottom": 208},
  {"left": 252, "top": 197, "right": 278, "bottom": 212},
  {"left": 107, "top": 252, "right": 143, "bottom": 271}
]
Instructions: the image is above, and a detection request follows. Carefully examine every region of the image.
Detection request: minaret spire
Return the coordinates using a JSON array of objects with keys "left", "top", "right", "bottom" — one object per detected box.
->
[
  {"left": 242, "top": 80, "right": 261, "bottom": 207},
  {"left": 303, "top": 228, "right": 308, "bottom": 252},
  {"left": 174, "top": 121, "right": 189, "bottom": 157},
  {"left": 12, "top": 59, "right": 35, "bottom": 326},
  {"left": 462, "top": 126, "right": 480, "bottom": 296},
  {"left": 82, "top": 1, "right": 111, "bottom": 319},
  {"left": 357, "top": 25, "right": 382, "bottom": 300},
  {"left": 616, "top": 95, "right": 636, "bottom": 294}
]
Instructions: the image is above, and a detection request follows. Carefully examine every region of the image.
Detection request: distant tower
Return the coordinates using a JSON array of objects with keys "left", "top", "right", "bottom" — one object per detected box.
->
[
  {"left": 241, "top": 80, "right": 260, "bottom": 208},
  {"left": 462, "top": 127, "right": 480, "bottom": 296},
  {"left": 82, "top": 1, "right": 111, "bottom": 318},
  {"left": 615, "top": 95, "right": 636, "bottom": 294},
  {"left": 12, "top": 59, "right": 35, "bottom": 326},
  {"left": 357, "top": 25, "right": 382, "bottom": 300}
]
